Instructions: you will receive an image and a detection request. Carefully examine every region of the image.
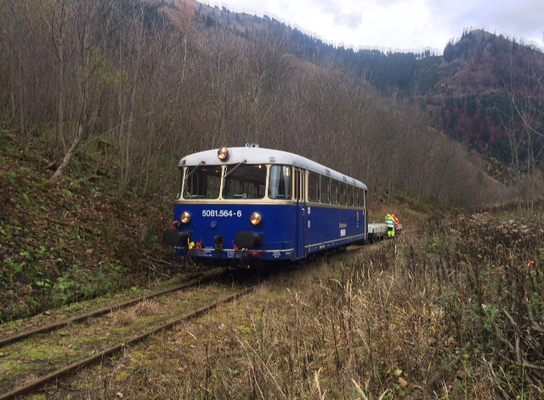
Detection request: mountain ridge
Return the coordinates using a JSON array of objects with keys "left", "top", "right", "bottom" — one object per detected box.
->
[{"left": 184, "top": 1, "right": 544, "bottom": 184}]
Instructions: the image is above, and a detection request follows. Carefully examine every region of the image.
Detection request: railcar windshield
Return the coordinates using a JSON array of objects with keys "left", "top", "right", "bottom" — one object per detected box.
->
[
  {"left": 268, "top": 165, "right": 292, "bottom": 200},
  {"left": 222, "top": 164, "right": 266, "bottom": 199},
  {"left": 183, "top": 166, "right": 222, "bottom": 199}
]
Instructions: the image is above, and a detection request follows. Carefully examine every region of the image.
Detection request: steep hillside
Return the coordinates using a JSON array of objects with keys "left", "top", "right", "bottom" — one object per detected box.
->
[
  {"left": 189, "top": 2, "right": 544, "bottom": 187},
  {"left": 1, "top": 0, "right": 503, "bottom": 207},
  {"left": 416, "top": 30, "right": 544, "bottom": 184},
  {"left": 0, "top": 130, "right": 170, "bottom": 321}
]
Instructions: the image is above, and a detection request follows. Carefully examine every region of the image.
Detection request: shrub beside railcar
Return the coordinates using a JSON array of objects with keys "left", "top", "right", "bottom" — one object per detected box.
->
[{"left": 163, "top": 145, "right": 368, "bottom": 265}]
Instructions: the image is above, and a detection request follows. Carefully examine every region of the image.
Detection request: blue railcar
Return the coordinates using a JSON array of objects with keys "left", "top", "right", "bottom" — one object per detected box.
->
[{"left": 163, "top": 145, "right": 368, "bottom": 265}]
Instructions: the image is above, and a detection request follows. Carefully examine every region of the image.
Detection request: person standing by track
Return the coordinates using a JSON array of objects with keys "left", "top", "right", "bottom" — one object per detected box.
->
[{"left": 385, "top": 212, "right": 395, "bottom": 237}]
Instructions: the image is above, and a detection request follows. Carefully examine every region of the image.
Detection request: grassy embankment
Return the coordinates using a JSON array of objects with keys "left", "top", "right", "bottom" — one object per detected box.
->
[
  {"left": 0, "top": 129, "right": 173, "bottom": 322},
  {"left": 43, "top": 199, "right": 544, "bottom": 399}
]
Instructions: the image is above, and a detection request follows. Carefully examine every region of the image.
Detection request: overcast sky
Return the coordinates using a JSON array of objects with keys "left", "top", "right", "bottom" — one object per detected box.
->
[{"left": 197, "top": 0, "right": 544, "bottom": 54}]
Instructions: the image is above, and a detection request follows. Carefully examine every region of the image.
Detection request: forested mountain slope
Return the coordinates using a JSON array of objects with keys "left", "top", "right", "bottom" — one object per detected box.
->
[
  {"left": 417, "top": 30, "right": 544, "bottom": 186},
  {"left": 193, "top": 2, "right": 544, "bottom": 192},
  {"left": 0, "top": 0, "right": 506, "bottom": 206}
]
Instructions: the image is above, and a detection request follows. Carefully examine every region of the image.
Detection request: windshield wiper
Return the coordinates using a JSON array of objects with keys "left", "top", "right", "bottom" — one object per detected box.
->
[
  {"left": 185, "top": 161, "right": 205, "bottom": 181},
  {"left": 183, "top": 161, "right": 205, "bottom": 198},
  {"left": 223, "top": 160, "right": 246, "bottom": 179}
]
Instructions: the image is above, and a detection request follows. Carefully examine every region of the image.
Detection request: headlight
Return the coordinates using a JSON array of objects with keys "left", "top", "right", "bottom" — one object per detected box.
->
[
  {"left": 217, "top": 147, "right": 229, "bottom": 161},
  {"left": 250, "top": 212, "right": 262, "bottom": 226},
  {"left": 180, "top": 211, "right": 191, "bottom": 224}
]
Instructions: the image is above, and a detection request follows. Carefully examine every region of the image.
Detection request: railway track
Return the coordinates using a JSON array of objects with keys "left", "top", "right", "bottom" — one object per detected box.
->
[
  {"left": 0, "top": 247, "right": 376, "bottom": 399},
  {"left": 0, "top": 272, "right": 256, "bottom": 399},
  {"left": 0, "top": 270, "right": 227, "bottom": 349}
]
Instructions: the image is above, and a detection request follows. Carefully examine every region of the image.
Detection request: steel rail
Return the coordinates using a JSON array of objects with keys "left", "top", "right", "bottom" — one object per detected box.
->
[
  {"left": 0, "top": 271, "right": 223, "bottom": 348},
  {"left": 0, "top": 286, "right": 255, "bottom": 400}
]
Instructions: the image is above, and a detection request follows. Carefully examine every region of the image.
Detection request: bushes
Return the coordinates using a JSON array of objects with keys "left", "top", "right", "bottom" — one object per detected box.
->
[{"left": 51, "top": 261, "right": 128, "bottom": 306}]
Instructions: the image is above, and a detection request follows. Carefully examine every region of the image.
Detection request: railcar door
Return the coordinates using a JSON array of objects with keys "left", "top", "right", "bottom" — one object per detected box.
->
[{"left": 294, "top": 168, "right": 305, "bottom": 260}]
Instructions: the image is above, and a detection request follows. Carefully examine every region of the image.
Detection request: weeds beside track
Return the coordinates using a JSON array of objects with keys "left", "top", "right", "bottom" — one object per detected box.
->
[
  {"left": 0, "top": 274, "right": 256, "bottom": 399},
  {"left": 41, "top": 201, "right": 543, "bottom": 400},
  {"left": 0, "top": 270, "right": 225, "bottom": 348}
]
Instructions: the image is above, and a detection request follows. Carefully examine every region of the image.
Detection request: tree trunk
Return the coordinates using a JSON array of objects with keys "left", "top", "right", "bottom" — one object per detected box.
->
[
  {"left": 56, "top": 35, "right": 66, "bottom": 153},
  {"left": 54, "top": 0, "right": 67, "bottom": 153},
  {"left": 49, "top": 124, "right": 84, "bottom": 185}
]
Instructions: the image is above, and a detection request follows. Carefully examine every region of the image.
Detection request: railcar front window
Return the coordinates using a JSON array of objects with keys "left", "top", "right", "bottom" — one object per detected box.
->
[
  {"left": 183, "top": 166, "right": 221, "bottom": 199},
  {"left": 269, "top": 165, "right": 292, "bottom": 200},
  {"left": 223, "top": 164, "right": 266, "bottom": 199},
  {"left": 176, "top": 169, "right": 183, "bottom": 199}
]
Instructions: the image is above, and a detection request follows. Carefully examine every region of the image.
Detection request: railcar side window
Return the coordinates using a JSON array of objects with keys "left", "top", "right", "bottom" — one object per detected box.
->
[
  {"left": 330, "top": 180, "right": 339, "bottom": 205},
  {"left": 223, "top": 164, "right": 266, "bottom": 199},
  {"left": 294, "top": 169, "right": 300, "bottom": 201},
  {"left": 320, "top": 177, "right": 330, "bottom": 204},
  {"left": 308, "top": 173, "right": 319, "bottom": 202},
  {"left": 183, "top": 166, "right": 221, "bottom": 199},
  {"left": 269, "top": 165, "right": 292, "bottom": 200},
  {"left": 347, "top": 185, "right": 354, "bottom": 207}
]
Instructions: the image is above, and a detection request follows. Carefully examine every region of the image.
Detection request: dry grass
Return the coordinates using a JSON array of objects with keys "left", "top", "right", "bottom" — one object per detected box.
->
[
  {"left": 112, "top": 300, "right": 166, "bottom": 326},
  {"left": 48, "top": 199, "right": 544, "bottom": 399}
]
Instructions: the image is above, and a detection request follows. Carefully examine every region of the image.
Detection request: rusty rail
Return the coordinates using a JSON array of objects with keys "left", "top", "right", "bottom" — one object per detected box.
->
[
  {"left": 0, "top": 272, "right": 223, "bottom": 348},
  {"left": 0, "top": 286, "right": 255, "bottom": 400}
]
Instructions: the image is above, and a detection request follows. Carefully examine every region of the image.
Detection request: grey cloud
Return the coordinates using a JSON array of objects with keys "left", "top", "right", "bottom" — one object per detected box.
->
[
  {"left": 334, "top": 12, "right": 363, "bottom": 29},
  {"left": 425, "top": 0, "right": 544, "bottom": 44},
  {"left": 314, "top": 0, "right": 364, "bottom": 30},
  {"left": 314, "top": 0, "right": 338, "bottom": 14}
]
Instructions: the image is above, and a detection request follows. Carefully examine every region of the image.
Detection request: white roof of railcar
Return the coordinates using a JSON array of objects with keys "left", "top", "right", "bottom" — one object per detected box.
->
[{"left": 178, "top": 146, "right": 367, "bottom": 190}]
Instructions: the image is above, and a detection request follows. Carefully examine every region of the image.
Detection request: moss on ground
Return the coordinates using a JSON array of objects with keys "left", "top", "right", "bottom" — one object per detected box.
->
[
  {"left": 0, "top": 283, "right": 237, "bottom": 393},
  {"left": 0, "top": 131, "right": 176, "bottom": 322},
  {"left": 38, "top": 201, "right": 544, "bottom": 399}
]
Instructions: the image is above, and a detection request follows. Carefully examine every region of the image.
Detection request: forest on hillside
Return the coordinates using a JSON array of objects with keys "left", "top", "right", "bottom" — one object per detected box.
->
[
  {"left": 2, "top": 2, "right": 544, "bottom": 396},
  {"left": 1, "top": 0, "right": 537, "bottom": 206},
  {"left": 424, "top": 31, "right": 544, "bottom": 184},
  {"left": 199, "top": 4, "right": 544, "bottom": 190}
]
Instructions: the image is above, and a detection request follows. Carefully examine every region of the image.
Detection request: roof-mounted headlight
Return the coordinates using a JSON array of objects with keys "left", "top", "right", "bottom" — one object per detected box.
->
[
  {"left": 250, "top": 212, "right": 262, "bottom": 226},
  {"left": 217, "top": 147, "right": 229, "bottom": 161}
]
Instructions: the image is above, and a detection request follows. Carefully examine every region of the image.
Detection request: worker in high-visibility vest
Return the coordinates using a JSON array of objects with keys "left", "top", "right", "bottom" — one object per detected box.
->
[
  {"left": 393, "top": 214, "right": 399, "bottom": 230},
  {"left": 385, "top": 213, "right": 395, "bottom": 237}
]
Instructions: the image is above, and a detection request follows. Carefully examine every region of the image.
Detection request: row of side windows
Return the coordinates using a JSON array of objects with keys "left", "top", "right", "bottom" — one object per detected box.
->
[{"left": 307, "top": 172, "right": 365, "bottom": 207}]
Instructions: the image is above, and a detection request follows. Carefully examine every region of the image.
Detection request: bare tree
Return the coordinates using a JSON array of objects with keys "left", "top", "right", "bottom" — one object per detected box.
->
[
  {"left": 51, "top": 0, "right": 68, "bottom": 153},
  {"left": 50, "top": 0, "right": 111, "bottom": 185},
  {"left": 0, "top": 0, "right": 509, "bottom": 206},
  {"left": 1, "top": 1, "right": 32, "bottom": 150}
]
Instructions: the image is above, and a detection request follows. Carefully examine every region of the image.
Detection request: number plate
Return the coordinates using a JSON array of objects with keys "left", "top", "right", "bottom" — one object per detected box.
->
[{"left": 202, "top": 210, "right": 243, "bottom": 218}]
